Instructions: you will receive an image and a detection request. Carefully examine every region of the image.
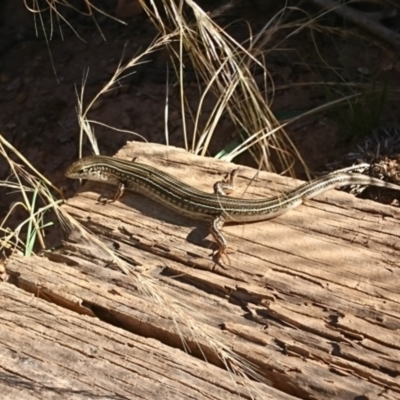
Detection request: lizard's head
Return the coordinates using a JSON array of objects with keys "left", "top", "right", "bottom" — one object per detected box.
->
[{"left": 65, "top": 156, "right": 114, "bottom": 183}]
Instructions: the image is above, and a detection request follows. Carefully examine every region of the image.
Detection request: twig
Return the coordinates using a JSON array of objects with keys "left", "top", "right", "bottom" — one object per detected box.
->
[{"left": 308, "top": 0, "right": 400, "bottom": 52}]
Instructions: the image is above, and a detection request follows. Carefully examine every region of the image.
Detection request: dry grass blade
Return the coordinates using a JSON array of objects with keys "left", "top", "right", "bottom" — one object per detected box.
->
[
  {"left": 0, "top": 135, "right": 64, "bottom": 255},
  {"left": 76, "top": 37, "right": 177, "bottom": 155},
  {"left": 139, "top": 0, "right": 307, "bottom": 176},
  {"left": 21, "top": 0, "right": 127, "bottom": 87},
  {"left": 24, "top": 0, "right": 125, "bottom": 41}
]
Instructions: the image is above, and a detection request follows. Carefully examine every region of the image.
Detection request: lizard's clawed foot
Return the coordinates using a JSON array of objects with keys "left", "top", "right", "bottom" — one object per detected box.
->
[
  {"left": 211, "top": 245, "right": 236, "bottom": 267},
  {"left": 97, "top": 195, "right": 114, "bottom": 205}
]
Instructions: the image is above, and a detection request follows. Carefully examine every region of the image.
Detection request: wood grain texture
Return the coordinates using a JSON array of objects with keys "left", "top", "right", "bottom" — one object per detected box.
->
[{"left": 2, "top": 142, "right": 400, "bottom": 399}]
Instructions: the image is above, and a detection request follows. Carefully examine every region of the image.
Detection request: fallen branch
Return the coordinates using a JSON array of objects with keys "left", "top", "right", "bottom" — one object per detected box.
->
[{"left": 309, "top": 0, "right": 400, "bottom": 52}]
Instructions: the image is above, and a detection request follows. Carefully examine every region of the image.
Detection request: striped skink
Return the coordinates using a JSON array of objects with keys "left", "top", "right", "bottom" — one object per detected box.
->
[{"left": 66, "top": 155, "right": 400, "bottom": 261}]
